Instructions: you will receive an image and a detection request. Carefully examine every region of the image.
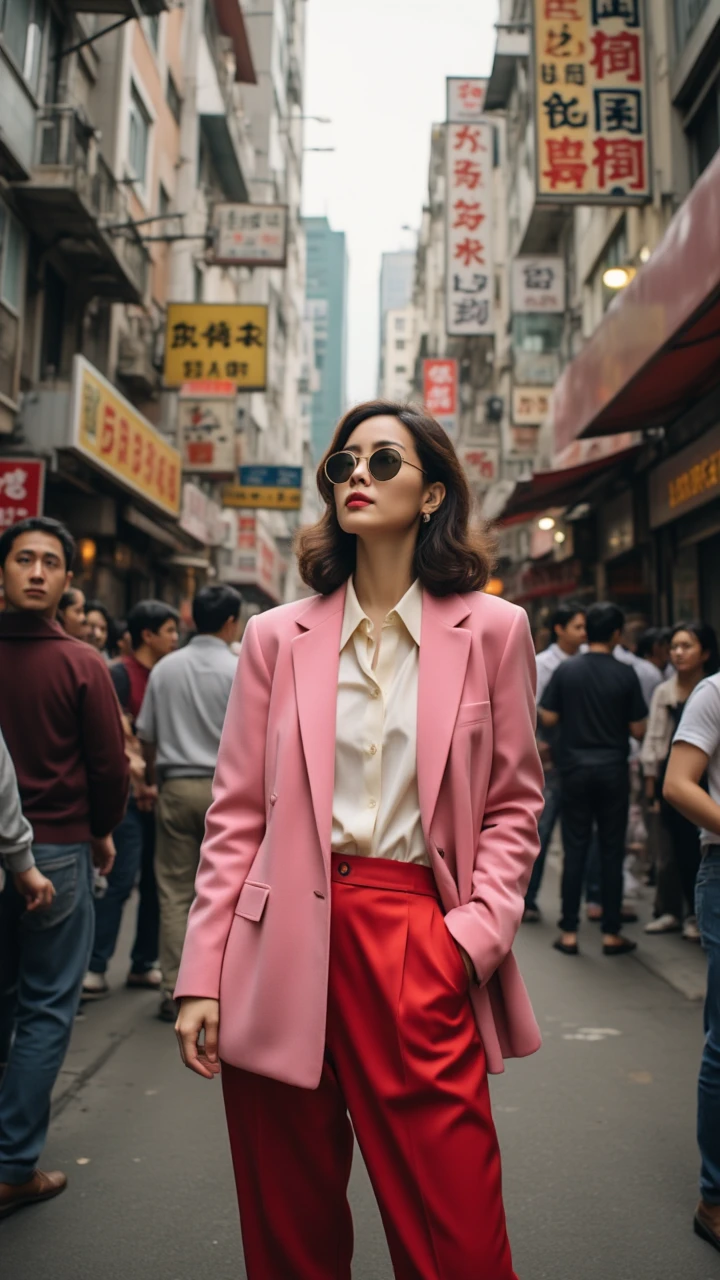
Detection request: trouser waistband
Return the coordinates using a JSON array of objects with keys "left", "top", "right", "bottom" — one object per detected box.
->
[{"left": 330, "top": 852, "right": 437, "bottom": 897}]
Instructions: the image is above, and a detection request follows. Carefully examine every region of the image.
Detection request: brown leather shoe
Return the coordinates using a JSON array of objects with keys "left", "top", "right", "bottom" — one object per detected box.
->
[{"left": 0, "top": 1170, "right": 67, "bottom": 1219}]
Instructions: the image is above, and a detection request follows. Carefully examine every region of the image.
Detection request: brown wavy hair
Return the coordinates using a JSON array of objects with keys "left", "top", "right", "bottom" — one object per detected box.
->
[{"left": 295, "top": 400, "right": 495, "bottom": 597}]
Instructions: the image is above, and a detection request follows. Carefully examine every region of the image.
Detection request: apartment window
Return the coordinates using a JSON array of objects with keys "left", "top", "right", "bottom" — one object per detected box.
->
[
  {"left": 395, "top": 339, "right": 406, "bottom": 351},
  {"left": 395, "top": 317, "right": 406, "bottom": 332},
  {"left": 128, "top": 85, "right": 151, "bottom": 187},
  {"left": 0, "top": 202, "right": 23, "bottom": 400},
  {"left": 394, "top": 364, "right": 407, "bottom": 374},
  {"left": 166, "top": 71, "right": 182, "bottom": 125},
  {"left": 687, "top": 77, "right": 720, "bottom": 180},
  {"left": 0, "top": 0, "right": 47, "bottom": 93},
  {"left": 511, "top": 313, "right": 564, "bottom": 353},
  {"left": 674, "top": 0, "right": 710, "bottom": 54}
]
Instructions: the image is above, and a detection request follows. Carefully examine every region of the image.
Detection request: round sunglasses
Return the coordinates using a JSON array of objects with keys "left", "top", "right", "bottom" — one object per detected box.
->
[{"left": 324, "top": 446, "right": 425, "bottom": 486}]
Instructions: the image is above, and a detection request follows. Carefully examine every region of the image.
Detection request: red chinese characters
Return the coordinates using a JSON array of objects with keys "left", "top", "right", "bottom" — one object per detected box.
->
[{"left": 446, "top": 110, "right": 493, "bottom": 335}]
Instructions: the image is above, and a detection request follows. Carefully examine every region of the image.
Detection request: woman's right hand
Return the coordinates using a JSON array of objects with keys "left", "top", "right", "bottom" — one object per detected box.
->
[{"left": 175, "top": 998, "right": 221, "bottom": 1079}]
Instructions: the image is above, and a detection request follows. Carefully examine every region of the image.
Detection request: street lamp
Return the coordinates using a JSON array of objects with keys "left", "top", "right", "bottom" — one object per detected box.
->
[
  {"left": 537, "top": 516, "right": 556, "bottom": 531},
  {"left": 602, "top": 265, "right": 636, "bottom": 289}
]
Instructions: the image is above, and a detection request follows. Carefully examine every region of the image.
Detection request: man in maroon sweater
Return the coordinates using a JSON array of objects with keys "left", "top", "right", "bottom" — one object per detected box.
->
[{"left": 0, "top": 516, "right": 129, "bottom": 1218}]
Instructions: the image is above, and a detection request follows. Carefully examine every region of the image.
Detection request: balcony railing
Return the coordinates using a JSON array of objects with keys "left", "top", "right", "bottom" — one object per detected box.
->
[{"left": 23, "top": 106, "right": 149, "bottom": 302}]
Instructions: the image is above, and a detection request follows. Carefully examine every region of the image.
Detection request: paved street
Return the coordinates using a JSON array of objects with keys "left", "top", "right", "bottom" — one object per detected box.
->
[{"left": 1, "top": 876, "right": 715, "bottom": 1280}]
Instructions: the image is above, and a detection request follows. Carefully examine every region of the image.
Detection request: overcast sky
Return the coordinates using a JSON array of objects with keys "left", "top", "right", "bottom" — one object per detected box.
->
[{"left": 302, "top": 0, "right": 498, "bottom": 406}]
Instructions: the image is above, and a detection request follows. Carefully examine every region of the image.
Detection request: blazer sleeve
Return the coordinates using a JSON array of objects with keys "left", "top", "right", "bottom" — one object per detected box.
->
[
  {"left": 444, "top": 608, "right": 544, "bottom": 984},
  {"left": 174, "top": 615, "right": 271, "bottom": 1001}
]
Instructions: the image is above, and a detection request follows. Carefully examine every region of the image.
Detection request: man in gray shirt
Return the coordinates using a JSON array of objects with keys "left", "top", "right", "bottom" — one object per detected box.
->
[{"left": 137, "top": 585, "right": 241, "bottom": 1021}]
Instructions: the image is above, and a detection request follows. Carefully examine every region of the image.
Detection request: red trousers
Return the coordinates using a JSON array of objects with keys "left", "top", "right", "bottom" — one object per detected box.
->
[{"left": 222, "top": 854, "right": 517, "bottom": 1280}]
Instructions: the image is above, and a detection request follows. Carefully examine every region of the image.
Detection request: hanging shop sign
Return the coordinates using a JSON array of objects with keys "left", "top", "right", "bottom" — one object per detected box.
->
[
  {"left": 446, "top": 77, "right": 488, "bottom": 123},
  {"left": 70, "top": 357, "right": 181, "bottom": 517},
  {"left": 222, "top": 464, "right": 303, "bottom": 511},
  {"left": 220, "top": 511, "right": 285, "bottom": 603},
  {"left": 512, "top": 256, "right": 566, "bottom": 312},
  {"left": 445, "top": 95, "right": 494, "bottom": 336},
  {"left": 0, "top": 458, "right": 45, "bottom": 531},
  {"left": 163, "top": 304, "right": 268, "bottom": 389},
  {"left": 179, "top": 382, "right": 237, "bottom": 477},
  {"left": 532, "top": 0, "right": 650, "bottom": 204},
  {"left": 179, "top": 483, "right": 225, "bottom": 546},
  {"left": 210, "top": 203, "right": 288, "bottom": 268},
  {"left": 460, "top": 445, "right": 499, "bottom": 490},
  {"left": 648, "top": 423, "right": 720, "bottom": 529},
  {"left": 512, "top": 384, "right": 551, "bottom": 426},
  {"left": 422, "top": 359, "right": 458, "bottom": 436}
]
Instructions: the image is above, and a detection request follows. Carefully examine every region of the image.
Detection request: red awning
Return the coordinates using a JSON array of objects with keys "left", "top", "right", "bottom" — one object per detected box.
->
[
  {"left": 499, "top": 444, "right": 641, "bottom": 523},
  {"left": 552, "top": 149, "right": 720, "bottom": 453},
  {"left": 213, "top": 0, "right": 257, "bottom": 83}
]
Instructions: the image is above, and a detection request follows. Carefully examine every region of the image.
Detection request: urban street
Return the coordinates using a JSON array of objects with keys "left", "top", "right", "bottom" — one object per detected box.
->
[{"left": 0, "top": 866, "right": 713, "bottom": 1280}]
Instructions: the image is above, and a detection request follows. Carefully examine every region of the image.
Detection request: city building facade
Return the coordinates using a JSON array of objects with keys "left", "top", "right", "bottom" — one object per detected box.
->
[{"left": 303, "top": 214, "right": 348, "bottom": 460}]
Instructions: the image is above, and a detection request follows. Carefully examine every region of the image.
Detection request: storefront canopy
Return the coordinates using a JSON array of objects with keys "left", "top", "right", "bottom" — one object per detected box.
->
[
  {"left": 213, "top": 0, "right": 257, "bottom": 83},
  {"left": 552, "top": 150, "right": 720, "bottom": 455},
  {"left": 499, "top": 442, "right": 642, "bottom": 525}
]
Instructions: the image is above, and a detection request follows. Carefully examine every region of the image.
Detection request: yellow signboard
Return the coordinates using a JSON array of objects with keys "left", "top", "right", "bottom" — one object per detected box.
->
[
  {"left": 222, "top": 485, "right": 302, "bottom": 511},
  {"left": 533, "top": 0, "right": 650, "bottom": 203},
  {"left": 70, "top": 356, "right": 181, "bottom": 517},
  {"left": 163, "top": 304, "right": 268, "bottom": 389}
]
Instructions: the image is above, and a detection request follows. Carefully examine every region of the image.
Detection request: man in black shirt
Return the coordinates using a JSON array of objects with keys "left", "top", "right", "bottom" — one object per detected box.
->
[{"left": 540, "top": 602, "right": 647, "bottom": 956}]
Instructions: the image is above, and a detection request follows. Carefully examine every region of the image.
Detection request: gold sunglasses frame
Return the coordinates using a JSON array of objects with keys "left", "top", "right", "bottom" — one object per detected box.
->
[{"left": 324, "top": 447, "right": 425, "bottom": 485}]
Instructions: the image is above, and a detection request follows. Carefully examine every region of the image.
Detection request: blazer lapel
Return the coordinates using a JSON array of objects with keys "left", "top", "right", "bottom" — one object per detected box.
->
[
  {"left": 417, "top": 590, "right": 472, "bottom": 838},
  {"left": 292, "top": 586, "right": 346, "bottom": 860}
]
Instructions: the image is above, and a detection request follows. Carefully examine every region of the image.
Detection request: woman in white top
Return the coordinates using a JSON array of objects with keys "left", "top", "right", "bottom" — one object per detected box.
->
[
  {"left": 642, "top": 622, "right": 719, "bottom": 938},
  {"left": 175, "top": 401, "right": 544, "bottom": 1280}
]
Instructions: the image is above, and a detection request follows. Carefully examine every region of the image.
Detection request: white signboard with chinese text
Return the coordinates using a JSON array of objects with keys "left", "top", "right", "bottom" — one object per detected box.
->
[
  {"left": 179, "top": 383, "right": 237, "bottom": 477},
  {"left": 446, "top": 120, "right": 494, "bottom": 336},
  {"left": 461, "top": 446, "right": 499, "bottom": 490},
  {"left": 512, "top": 385, "right": 551, "bottom": 426},
  {"left": 512, "top": 257, "right": 566, "bottom": 313},
  {"left": 447, "top": 77, "right": 488, "bottom": 123},
  {"left": 211, "top": 204, "right": 288, "bottom": 268}
]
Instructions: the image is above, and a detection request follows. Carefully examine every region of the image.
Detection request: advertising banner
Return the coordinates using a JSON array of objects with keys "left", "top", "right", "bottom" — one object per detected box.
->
[
  {"left": 0, "top": 458, "right": 45, "bottom": 532},
  {"left": 460, "top": 445, "right": 499, "bottom": 490},
  {"left": 70, "top": 357, "right": 181, "bottom": 517},
  {"left": 179, "top": 383, "right": 237, "bottom": 477},
  {"left": 512, "top": 384, "right": 552, "bottom": 426},
  {"left": 533, "top": 0, "right": 650, "bottom": 204},
  {"left": 422, "top": 359, "right": 458, "bottom": 437},
  {"left": 512, "top": 256, "right": 566, "bottom": 312},
  {"left": 164, "top": 304, "right": 268, "bottom": 389},
  {"left": 446, "top": 118, "right": 494, "bottom": 335},
  {"left": 211, "top": 203, "right": 288, "bottom": 268}
]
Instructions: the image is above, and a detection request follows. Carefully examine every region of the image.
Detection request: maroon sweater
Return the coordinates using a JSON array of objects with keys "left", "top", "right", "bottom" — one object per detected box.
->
[{"left": 0, "top": 613, "right": 129, "bottom": 843}]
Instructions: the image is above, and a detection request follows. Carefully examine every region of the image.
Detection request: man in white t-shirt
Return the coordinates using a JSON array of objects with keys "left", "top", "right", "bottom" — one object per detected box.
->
[{"left": 664, "top": 673, "right": 720, "bottom": 1255}]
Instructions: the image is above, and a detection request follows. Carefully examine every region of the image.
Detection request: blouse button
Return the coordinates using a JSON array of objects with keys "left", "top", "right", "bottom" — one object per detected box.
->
[
  {"left": 368, "top": 797, "right": 377, "bottom": 808},
  {"left": 369, "top": 744, "right": 378, "bottom": 755},
  {"left": 371, "top": 687, "right": 380, "bottom": 699}
]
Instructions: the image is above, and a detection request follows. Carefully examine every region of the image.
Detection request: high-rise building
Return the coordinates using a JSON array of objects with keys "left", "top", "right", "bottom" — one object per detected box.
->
[
  {"left": 378, "top": 250, "right": 415, "bottom": 391},
  {"left": 303, "top": 216, "right": 348, "bottom": 461}
]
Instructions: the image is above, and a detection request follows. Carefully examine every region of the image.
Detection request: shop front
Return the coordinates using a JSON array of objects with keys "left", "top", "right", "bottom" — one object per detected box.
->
[
  {"left": 548, "top": 149, "right": 720, "bottom": 630},
  {"left": 648, "top": 423, "right": 720, "bottom": 636},
  {"left": 14, "top": 355, "right": 191, "bottom": 614}
]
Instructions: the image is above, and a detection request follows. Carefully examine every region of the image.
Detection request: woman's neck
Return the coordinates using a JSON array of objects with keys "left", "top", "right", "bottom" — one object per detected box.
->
[
  {"left": 676, "top": 668, "right": 704, "bottom": 698},
  {"left": 353, "top": 531, "right": 416, "bottom": 618}
]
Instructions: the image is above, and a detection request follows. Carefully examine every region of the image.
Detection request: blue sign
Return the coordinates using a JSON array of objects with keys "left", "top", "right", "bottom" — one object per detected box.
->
[{"left": 239, "top": 465, "right": 303, "bottom": 489}]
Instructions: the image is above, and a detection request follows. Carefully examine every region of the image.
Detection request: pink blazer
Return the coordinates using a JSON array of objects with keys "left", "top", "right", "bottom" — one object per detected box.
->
[{"left": 175, "top": 585, "right": 545, "bottom": 1088}]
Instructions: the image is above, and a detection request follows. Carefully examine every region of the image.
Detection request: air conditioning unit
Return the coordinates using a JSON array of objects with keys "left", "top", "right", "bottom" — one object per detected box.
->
[{"left": 117, "top": 329, "right": 159, "bottom": 398}]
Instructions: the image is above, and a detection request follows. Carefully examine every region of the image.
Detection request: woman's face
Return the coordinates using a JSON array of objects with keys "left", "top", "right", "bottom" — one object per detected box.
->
[
  {"left": 87, "top": 609, "right": 109, "bottom": 651},
  {"left": 670, "top": 629, "right": 707, "bottom": 676},
  {"left": 61, "top": 591, "right": 89, "bottom": 641},
  {"left": 332, "top": 416, "right": 444, "bottom": 539}
]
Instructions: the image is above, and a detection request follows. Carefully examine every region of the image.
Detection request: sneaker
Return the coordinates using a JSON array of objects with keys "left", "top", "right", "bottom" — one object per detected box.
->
[
  {"left": 682, "top": 916, "right": 701, "bottom": 943},
  {"left": 126, "top": 967, "right": 163, "bottom": 990},
  {"left": 644, "top": 914, "right": 682, "bottom": 934},
  {"left": 82, "top": 972, "right": 109, "bottom": 999},
  {"left": 158, "top": 993, "right": 179, "bottom": 1023}
]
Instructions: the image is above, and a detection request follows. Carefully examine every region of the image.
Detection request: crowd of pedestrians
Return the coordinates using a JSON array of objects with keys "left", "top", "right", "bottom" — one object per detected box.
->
[{"left": 0, "top": 516, "right": 241, "bottom": 1218}]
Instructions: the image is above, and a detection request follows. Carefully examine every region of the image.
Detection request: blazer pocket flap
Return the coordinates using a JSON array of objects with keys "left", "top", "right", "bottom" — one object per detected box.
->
[
  {"left": 234, "top": 881, "right": 270, "bottom": 923},
  {"left": 455, "top": 700, "right": 491, "bottom": 728}
]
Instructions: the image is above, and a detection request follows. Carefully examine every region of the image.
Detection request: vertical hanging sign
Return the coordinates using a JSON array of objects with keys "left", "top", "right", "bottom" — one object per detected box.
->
[
  {"left": 446, "top": 79, "right": 494, "bottom": 337},
  {"left": 533, "top": 0, "right": 650, "bottom": 203}
]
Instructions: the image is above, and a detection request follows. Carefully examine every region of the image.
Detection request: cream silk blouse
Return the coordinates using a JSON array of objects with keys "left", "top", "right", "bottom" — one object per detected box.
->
[{"left": 331, "top": 577, "right": 429, "bottom": 866}]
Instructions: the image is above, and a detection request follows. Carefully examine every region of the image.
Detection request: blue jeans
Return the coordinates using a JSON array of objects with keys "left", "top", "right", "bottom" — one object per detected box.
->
[
  {"left": 696, "top": 849, "right": 720, "bottom": 1204},
  {"left": 89, "top": 799, "right": 159, "bottom": 976},
  {"left": 525, "top": 770, "right": 562, "bottom": 908},
  {"left": 0, "top": 843, "right": 94, "bottom": 1184}
]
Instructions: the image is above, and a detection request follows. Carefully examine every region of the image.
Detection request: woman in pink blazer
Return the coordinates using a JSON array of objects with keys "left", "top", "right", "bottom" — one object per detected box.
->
[{"left": 175, "top": 401, "right": 544, "bottom": 1279}]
